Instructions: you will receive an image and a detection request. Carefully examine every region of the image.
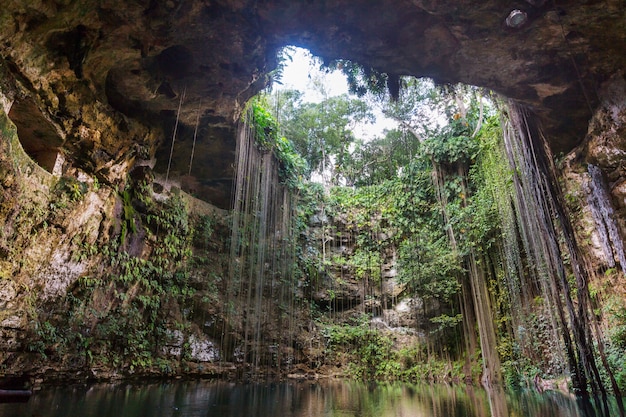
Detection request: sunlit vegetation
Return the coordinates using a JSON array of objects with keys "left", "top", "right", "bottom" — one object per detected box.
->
[
  {"left": 249, "top": 74, "right": 503, "bottom": 382},
  {"left": 247, "top": 96, "right": 306, "bottom": 188},
  {"left": 251, "top": 59, "right": 626, "bottom": 402}
]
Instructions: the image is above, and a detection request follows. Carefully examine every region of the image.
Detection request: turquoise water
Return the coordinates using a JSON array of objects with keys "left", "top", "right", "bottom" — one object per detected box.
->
[{"left": 0, "top": 379, "right": 619, "bottom": 417}]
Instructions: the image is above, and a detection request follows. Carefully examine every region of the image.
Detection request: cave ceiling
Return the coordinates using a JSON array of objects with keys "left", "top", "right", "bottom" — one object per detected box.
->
[{"left": 0, "top": 0, "right": 624, "bottom": 207}]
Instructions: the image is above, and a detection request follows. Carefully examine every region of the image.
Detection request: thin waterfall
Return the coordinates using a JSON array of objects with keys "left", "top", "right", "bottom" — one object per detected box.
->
[{"left": 222, "top": 108, "right": 299, "bottom": 377}]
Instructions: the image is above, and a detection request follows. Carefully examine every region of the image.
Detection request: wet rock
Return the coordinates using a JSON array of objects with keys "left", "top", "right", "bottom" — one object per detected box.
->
[{"left": 188, "top": 334, "right": 220, "bottom": 363}]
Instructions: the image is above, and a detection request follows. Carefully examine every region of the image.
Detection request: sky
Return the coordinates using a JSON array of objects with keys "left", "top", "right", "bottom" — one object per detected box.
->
[
  {"left": 271, "top": 47, "right": 397, "bottom": 140},
  {"left": 273, "top": 47, "right": 348, "bottom": 102}
]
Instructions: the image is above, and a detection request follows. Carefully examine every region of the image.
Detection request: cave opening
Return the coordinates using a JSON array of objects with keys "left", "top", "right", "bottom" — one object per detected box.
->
[
  {"left": 237, "top": 44, "right": 512, "bottom": 381},
  {"left": 234, "top": 43, "right": 625, "bottom": 404},
  {"left": 262, "top": 45, "right": 486, "bottom": 187},
  {"left": 8, "top": 97, "right": 65, "bottom": 174}
]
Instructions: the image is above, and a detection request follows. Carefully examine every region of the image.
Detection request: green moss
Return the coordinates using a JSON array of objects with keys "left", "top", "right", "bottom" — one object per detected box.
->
[{"left": 24, "top": 175, "right": 209, "bottom": 373}]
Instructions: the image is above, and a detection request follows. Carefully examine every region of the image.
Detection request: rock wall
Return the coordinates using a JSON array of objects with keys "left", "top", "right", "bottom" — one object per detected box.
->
[
  {"left": 560, "top": 72, "right": 626, "bottom": 304},
  {"left": 0, "top": 95, "right": 236, "bottom": 379},
  {"left": 0, "top": 0, "right": 625, "bottom": 383},
  {"left": 306, "top": 208, "right": 447, "bottom": 336}
]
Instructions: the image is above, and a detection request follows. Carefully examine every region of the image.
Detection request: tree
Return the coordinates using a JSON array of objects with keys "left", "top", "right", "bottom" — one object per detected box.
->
[
  {"left": 341, "top": 129, "right": 419, "bottom": 186},
  {"left": 269, "top": 90, "right": 374, "bottom": 184}
]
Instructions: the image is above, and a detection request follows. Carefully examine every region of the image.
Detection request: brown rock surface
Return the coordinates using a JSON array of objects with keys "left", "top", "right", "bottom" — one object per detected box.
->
[
  {"left": 0, "top": 0, "right": 624, "bottom": 205},
  {"left": 0, "top": 0, "right": 625, "bottom": 382}
]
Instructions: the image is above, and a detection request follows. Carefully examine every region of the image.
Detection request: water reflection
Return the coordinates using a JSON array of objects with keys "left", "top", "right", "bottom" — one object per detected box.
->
[{"left": 0, "top": 379, "right": 620, "bottom": 417}]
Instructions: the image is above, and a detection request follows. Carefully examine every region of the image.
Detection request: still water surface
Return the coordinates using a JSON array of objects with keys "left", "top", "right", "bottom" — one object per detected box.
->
[{"left": 1, "top": 379, "right": 619, "bottom": 417}]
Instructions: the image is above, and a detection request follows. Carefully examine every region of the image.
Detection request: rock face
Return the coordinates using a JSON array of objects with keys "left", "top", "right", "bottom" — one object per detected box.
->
[
  {"left": 0, "top": 0, "right": 625, "bottom": 381},
  {"left": 1, "top": 1, "right": 624, "bottom": 201},
  {"left": 561, "top": 73, "right": 626, "bottom": 278}
]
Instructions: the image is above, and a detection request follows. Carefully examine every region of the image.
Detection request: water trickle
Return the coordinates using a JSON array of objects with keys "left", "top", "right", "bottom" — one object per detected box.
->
[{"left": 223, "top": 108, "right": 299, "bottom": 377}]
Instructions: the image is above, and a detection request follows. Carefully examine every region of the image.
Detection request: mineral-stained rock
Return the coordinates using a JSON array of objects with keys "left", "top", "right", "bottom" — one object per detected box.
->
[
  {"left": 0, "top": 1, "right": 624, "bottom": 205},
  {"left": 0, "top": 0, "right": 625, "bottom": 381}
]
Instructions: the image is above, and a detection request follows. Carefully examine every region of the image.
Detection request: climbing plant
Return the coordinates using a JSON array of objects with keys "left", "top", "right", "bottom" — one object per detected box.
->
[
  {"left": 25, "top": 176, "right": 219, "bottom": 373},
  {"left": 247, "top": 95, "right": 306, "bottom": 188}
]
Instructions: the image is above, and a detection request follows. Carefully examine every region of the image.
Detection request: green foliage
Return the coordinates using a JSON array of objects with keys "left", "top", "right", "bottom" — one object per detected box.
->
[
  {"left": 400, "top": 355, "right": 469, "bottom": 383},
  {"left": 324, "top": 315, "right": 398, "bottom": 380},
  {"left": 275, "top": 135, "right": 307, "bottom": 188},
  {"left": 430, "top": 314, "right": 463, "bottom": 332},
  {"left": 268, "top": 89, "right": 373, "bottom": 182},
  {"left": 250, "top": 97, "right": 279, "bottom": 149},
  {"left": 193, "top": 214, "right": 214, "bottom": 249},
  {"left": 349, "top": 248, "right": 382, "bottom": 282},
  {"left": 498, "top": 336, "right": 543, "bottom": 389},
  {"left": 50, "top": 176, "right": 88, "bottom": 211},
  {"left": 27, "top": 179, "right": 201, "bottom": 372},
  {"left": 397, "top": 232, "right": 462, "bottom": 302},
  {"left": 55, "top": 176, "right": 88, "bottom": 202},
  {"left": 464, "top": 114, "right": 508, "bottom": 252},
  {"left": 27, "top": 321, "right": 62, "bottom": 359},
  {"left": 326, "top": 60, "right": 389, "bottom": 97},
  {"left": 342, "top": 129, "right": 420, "bottom": 186},
  {"left": 247, "top": 96, "right": 306, "bottom": 187},
  {"left": 422, "top": 120, "right": 479, "bottom": 166},
  {"left": 604, "top": 301, "right": 626, "bottom": 392},
  {"left": 266, "top": 46, "right": 295, "bottom": 88}
]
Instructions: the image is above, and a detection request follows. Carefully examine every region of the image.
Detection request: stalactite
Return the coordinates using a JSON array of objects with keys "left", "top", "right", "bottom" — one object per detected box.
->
[{"left": 587, "top": 164, "right": 626, "bottom": 274}]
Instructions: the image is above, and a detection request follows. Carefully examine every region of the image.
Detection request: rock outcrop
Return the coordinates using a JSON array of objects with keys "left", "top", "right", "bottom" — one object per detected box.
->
[
  {"left": 1, "top": 1, "right": 625, "bottom": 203},
  {"left": 0, "top": 0, "right": 625, "bottom": 381}
]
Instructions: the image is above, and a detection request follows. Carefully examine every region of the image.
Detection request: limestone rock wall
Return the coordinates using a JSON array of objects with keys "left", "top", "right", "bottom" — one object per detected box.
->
[
  {"left": 560, "top": 74, "right": 626, "bottom": 262},
  {"left": 306, "top": 209, "right": 444, "bottom": 335},
  {"left": 0, "top": 0, "right": 625, "bottom": 382},
  {"left": 560, "top": 72, "right": 626, "bottom": 306},
  {"left": 0, "top": 95, "right": 235, "bottom": 379}
]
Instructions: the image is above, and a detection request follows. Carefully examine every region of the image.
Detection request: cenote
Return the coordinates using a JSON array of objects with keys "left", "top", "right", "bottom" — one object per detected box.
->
[
  {"left": 1, "top": 2, "right": 626, "bottom": 417},
  {"left": 2, "top": 380, "right": 621, "bottom": 417}
]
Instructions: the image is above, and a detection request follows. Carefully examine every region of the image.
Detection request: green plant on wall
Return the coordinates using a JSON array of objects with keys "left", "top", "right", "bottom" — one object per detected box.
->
[
  {"left": 26, "top": 176, "right": 201, "bottom": 372},
  {"left": 247, "top": 96, "right": 307, "bottom": 188},
  {"left": 397, "top": 231, "right": 462, "bottom": 303},
  {"left": 55, "top": 176, "right": 88, "bottom": 202},
  {"left": 324, "top": 314, "right": 398, "bottom": 380},
  {"left": 120, "top": 188, "right": 136, "bottom": 245}
]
